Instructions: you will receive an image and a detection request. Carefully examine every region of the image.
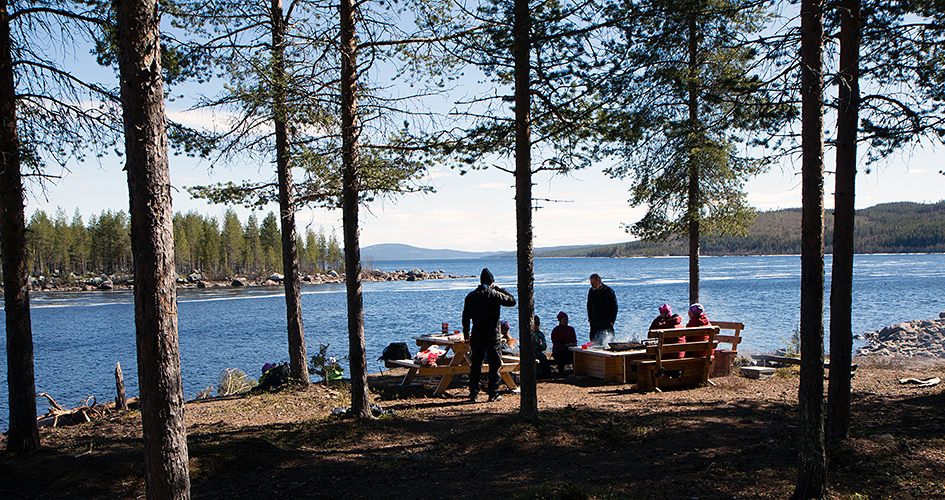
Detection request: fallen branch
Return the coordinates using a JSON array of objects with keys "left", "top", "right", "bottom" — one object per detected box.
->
[
  {"left": 898, "top": 377, "right": 941, "bottom": 387},
  {"left": 36, "top": 393, "right": 112, "bottom": 428}
]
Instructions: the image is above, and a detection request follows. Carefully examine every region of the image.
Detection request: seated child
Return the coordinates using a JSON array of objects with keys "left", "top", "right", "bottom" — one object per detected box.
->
[
  {"left": 500, "top": 320, "right": 518, "bottom": 355},
  {"left": 651, "top": 303, "right": 685, "bottom": 358},
  {"left": 685, "top": 303, "right": 712, "bottom": 357},
  {"left": 650, "top": 303, "right": 683, "bottom": 330},
  {"left": 550, "top": 311, "right": 577, "bottom": 376},
  {"left": 533, "top": 315, "right": 553, "bottom": 378}
]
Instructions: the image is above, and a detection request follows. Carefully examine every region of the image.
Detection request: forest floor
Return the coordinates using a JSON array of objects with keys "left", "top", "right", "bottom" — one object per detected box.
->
[{"left": 2, "top": 356, "right": 945, "bottom": 500}]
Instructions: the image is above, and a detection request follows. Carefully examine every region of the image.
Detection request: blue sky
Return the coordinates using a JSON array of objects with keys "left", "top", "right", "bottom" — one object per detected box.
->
[
  {"left": 21, "top": 8, "right": 945, "bottom": 253},
  {"left": 27, "top": 120, "right": 944, "bottom": 253}
]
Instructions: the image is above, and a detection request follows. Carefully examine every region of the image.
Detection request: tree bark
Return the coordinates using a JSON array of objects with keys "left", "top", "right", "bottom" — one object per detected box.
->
[
  {"left": 0, "top": 0, "right": 40, "bottom": 454},
  {"left": 513, "top": 0, "right": 538, "bottom": 422},
  {"left": 686, "top": 14, "right": 701, "bottom": 306},
  {"left": 115, "top": 0, "right": 191, "bottom": 497},
  {"left": 271, "top": 0, "right": 308, "bottom": 386},
  {"left": 793, "top": 0, "right": 827, "bottom": 497},
  {"left": 340, "top": 0, "right": 372, "bottom": 420},
  {"left": 827, "top": 0, "right": 859, "bottom": 443}
]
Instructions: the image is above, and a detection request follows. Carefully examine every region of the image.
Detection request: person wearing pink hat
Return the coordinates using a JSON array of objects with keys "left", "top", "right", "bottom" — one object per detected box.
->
[
  {"left": 685, "top": 303, "right": 712, "bottom": 357},
  {"left": 649, "top": 303, "right": 683, "bottom": 330},
  {"left": 650, "top": 303, "right": 685, "bottom": 358}
]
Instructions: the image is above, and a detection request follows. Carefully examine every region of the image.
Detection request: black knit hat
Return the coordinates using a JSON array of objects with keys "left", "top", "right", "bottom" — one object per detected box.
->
[{"left": 480, "top": 268, "right": 494, "bottom": 285}]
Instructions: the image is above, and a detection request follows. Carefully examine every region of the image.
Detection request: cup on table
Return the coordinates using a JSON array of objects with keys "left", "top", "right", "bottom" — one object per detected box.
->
[{"left": 441, "top": 322, "right": 448, "bottom": 334}]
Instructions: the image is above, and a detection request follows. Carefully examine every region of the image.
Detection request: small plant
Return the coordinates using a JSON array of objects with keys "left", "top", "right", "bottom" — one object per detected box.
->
[
  {"left": 778, "top": 326, "right": 801, "bottom": 358},
  {"left": 217, "top": 368, "right": 256, "bottom": 396},
  {"left": 309, "top": 343, "right": 345, "bottom": 383}
]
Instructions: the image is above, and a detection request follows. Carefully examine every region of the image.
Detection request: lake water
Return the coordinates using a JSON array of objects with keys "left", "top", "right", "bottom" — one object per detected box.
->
[{"left": 3, "top": 254, "right": 944, "bottom": 431}]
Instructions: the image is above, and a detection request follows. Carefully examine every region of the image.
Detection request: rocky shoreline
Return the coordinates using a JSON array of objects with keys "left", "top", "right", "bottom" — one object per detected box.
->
[
  {"left": 20, "top": 268, "right": 471, "bottom": 292},
  {"left": 856, "top": 312, "right": 945, "bottom": 358}
]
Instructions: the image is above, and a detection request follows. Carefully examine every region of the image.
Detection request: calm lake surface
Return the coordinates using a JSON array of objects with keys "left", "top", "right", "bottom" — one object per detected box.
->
[{"left": 3, "top": 254, "right": 944, "bottom": 431}]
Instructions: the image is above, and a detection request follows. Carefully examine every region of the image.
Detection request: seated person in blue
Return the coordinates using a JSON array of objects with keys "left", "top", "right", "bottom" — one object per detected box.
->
[{"left": 534, "top": 315, "right": 553, "bottom": 378}]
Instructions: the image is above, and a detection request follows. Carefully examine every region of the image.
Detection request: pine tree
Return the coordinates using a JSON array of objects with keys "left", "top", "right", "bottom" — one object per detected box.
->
[{"left": 601, "top": 0, "right": 796, "bottom": 304}]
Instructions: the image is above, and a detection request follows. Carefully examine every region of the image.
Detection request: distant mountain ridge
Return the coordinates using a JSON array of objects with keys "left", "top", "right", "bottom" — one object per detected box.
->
[
  {"left": 362, "top": 201, "right": 945, "bottom": 259},
  {"left": 360, "top": 243, "right": 500, "bottom": 261}
]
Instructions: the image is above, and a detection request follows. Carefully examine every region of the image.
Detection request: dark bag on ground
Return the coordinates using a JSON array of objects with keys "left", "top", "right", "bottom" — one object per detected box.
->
[{"left": 379, "top": 342, "right": 411, "bottom": 361}]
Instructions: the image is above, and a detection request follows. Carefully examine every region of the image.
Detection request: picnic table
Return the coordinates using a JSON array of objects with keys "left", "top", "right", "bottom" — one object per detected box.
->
[
  {"left": 569, "top": 346, "right": 650, "bottom": 383},
  {"left": 384, "top": 334, "right": 521, "bottom": 395}
]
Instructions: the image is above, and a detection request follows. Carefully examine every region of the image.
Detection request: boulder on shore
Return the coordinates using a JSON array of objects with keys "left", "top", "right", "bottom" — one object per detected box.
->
[{"left": 857, "top": 316, "right": 945, "bottom": 358}]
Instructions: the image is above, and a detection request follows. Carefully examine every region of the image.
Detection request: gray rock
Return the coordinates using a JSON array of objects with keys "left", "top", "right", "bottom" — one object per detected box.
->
[
  {"left": 99, "top": 281, "right": 113, "bottom": 290},
  {"left": 269, "top": 273, "right": 284, "bottom": 282},
  {"left": 327, "top": 270, "right": 339, "bottom": 278}
]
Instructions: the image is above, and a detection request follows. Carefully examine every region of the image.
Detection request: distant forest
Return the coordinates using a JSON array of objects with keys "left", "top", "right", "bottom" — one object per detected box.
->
[
  {"left": 18, "top": 207, "right": 344, "bottom": 280},
  {"left": 12, "top": 201, "right": 944, "bottom": 279},
  {"left": 536, "top": 201, "right": 945, "bottom": 257}
]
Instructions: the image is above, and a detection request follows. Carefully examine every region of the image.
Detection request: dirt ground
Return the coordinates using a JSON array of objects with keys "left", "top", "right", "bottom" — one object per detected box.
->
[{"left": 2, "top": 356, "right": 945, "bottom": 500}]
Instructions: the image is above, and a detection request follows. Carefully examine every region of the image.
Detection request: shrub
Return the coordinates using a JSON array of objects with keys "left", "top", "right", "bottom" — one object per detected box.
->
[
  {"left": 217, "top": 368, "right": 256, "bottom": 396},
  {"left": 309, "top": 343, "right": 345, "bottom": 383}
]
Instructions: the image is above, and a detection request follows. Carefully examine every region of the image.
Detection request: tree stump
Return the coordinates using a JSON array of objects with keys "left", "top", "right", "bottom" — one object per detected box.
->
[{"left": 115, "top": 362, "right": 127, "bottom": 410}]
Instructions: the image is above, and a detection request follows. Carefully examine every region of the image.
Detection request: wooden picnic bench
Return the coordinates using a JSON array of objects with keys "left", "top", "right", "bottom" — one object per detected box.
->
[
  {"left": 709, "top": 321, "right": 744, "bottom": 377},
  {"left": 384, "top": 335, "right": 521, "bottom": 395},
  {"left": 750, "top": 354, "right": 857, "bottom": 377},
  {"left": 631, "top": 326, "right": 719, "bottom": 392}
]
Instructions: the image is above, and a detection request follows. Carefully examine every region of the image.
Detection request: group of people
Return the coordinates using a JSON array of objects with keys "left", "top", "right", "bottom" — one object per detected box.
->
[
  {"left": 649, "top": 302, "right": 713, "bottom": 358},
  {"left": 460, "top": 270, "right": 618, "bottom": 401},
  {"left": 461, "top": 268, "right": 711, "bottom": 402}
]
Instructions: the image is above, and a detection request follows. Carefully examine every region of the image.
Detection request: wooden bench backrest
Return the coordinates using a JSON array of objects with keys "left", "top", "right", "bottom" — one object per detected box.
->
[
  {"left": 651, "top": 322, "right": 743, "bottom": 349},
  {"left": 711, "top": 321, "right": 744, "bottom": 351},
  {"left": 647, "top": 326, "right": 719, "bottom": 362},
  {"left": 637, "top": 326, "right": 719, "bottom": 390}
]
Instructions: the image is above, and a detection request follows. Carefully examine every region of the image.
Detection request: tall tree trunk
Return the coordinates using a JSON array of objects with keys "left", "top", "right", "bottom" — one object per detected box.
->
[
  {"left": 0, "top": 0, "right": 40, "bottom": 454},
  {"left": 271, "top": 0, "right": 308, "bottom": 386},
  {"left": 827, "top": 0, "right": 859, "bottom": 443},
  {"left": 793, "top": 0, "right": 827, "bottom": 497},
  {"left": 686, "top": 14, "right": 700, "bottom": 305},
  {"left": 340, "top": 0, "right": 372, "bottom": 419},
  {"left": 513, "top": 0, "right": 537, "bottom": 422},
  {"left": 115, "top": 0, "right": 191, "bottom": 498}
]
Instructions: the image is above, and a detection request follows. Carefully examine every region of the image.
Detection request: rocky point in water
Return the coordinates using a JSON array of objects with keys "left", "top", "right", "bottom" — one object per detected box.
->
[{"left": 857, "top": 312, "right": 945, "bottom": 358}]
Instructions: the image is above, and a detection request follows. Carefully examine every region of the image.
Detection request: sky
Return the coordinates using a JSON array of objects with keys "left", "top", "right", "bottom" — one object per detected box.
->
[
  {"left": 21, "top": 8, "right": 945, "bottom": 254},
  {"left": 27, "top": 122, "right": 944, "bottom": 254}
]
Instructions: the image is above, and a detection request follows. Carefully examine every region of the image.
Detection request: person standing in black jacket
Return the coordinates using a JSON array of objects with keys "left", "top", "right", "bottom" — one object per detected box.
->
[
  {"left": 462, "top": 268, "right": 516, "bottom": 402},
  {"left": 587, "top": 273, "right": 618, "bottom": 344}
]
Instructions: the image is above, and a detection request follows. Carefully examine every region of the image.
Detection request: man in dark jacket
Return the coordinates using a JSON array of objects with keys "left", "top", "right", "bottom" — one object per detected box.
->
[
  {"left": 586, "top": 273, "right": 618, "bottom": 344},
  {"left": 463, "top": 268, "right": 516, "bottom": 402}
]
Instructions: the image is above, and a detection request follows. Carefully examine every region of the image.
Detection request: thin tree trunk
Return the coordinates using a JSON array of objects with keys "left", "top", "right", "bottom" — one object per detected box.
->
[
  {"left": 340, "top": 0, "right": 372, "bottom": 420},
  {"left": 686, "top": 14, "right": 700, "bottom": 306},
  {"left": 827, "top": 0, "right": 860, "bottom": 440},
  {"left": 793, "top": 0, "right": 827, "bottom": 497},
  {"left": 513, "top": 0, "right": 537, "bottom": 422},
  {"left": 271, "top": 0, "right": 308, "bottom": 386},
  {"left": 0, "top": 0, "right": 40, "bottom": 454},
  {"left": 827, "top": 0, "right": 858, "bottom": 443},
  {"left": 115, "top": 0, "right": 191, "bottom": 497}
]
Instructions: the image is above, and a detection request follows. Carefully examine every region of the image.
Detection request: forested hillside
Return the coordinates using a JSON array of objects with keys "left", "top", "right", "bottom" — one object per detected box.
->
[
  {"left": 16, "top": 207, "right": 344, "bottom": 280},
  {"left": 541, "top": 201, "right": 945, "bottom": 257}
]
